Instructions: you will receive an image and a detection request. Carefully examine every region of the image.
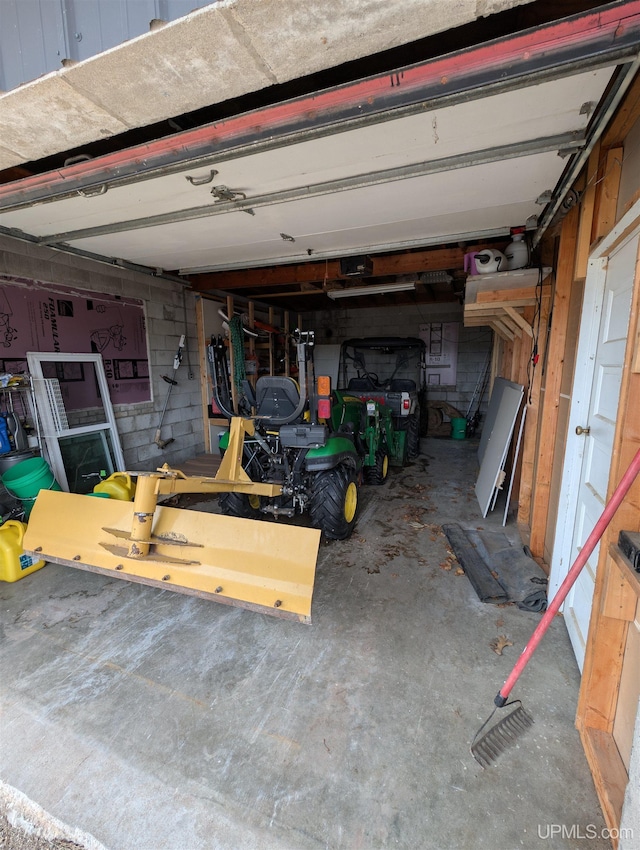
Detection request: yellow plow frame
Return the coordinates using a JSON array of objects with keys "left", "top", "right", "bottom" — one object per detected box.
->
[{"left": 23, "top": 419, "right": 320, "bottom": 623}]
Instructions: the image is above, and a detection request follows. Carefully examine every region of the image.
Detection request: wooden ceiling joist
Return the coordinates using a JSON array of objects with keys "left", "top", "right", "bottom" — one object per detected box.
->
[{"left": 189, "top": 245, "right": 492, "bottom": 293}]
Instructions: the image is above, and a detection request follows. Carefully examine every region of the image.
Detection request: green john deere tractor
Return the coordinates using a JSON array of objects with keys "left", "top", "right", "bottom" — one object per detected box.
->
[
  {"left": 338, "top": 337, "right": 427, "bottom": 460},
  {"left": 331, "top": 389, "right": 406, "bottom": 485},
  {"left": 211, "top": 330, "right": 394, "bottom": 540}
]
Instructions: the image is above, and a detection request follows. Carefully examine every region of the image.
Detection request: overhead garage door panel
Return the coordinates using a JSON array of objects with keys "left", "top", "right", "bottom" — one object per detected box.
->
[
  {"left": 0, "top": 66, "right": 614, "bottom": 255},
  {"left": 62, "top": 151, "right": 561, "bottom": 270}
]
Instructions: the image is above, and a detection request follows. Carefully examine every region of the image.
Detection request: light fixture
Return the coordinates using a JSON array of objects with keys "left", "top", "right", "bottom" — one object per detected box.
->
[{"left": 326, "top": 281, "right": 416, "bottom": 300}]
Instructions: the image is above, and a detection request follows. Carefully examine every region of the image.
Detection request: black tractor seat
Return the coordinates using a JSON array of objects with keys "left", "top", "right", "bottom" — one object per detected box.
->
[
  {"left": 255, "top": 376, "right": 302, "bottom": 421},
  {"left": 348, "top": 377, "right": 377, "bottom": 391},
  {"left": 389, "top": 379, "right": 416, "bottom": 392}
]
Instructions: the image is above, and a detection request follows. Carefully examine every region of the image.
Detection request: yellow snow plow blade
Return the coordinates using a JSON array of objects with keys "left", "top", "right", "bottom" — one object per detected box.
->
[{"left": 24, "top": 490, "right": 320, "bottom": 622}]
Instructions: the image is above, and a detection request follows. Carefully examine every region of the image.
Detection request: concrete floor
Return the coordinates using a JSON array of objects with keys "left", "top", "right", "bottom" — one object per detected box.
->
[{"left": 0, "top": 438, "right": 608, "bottom": 850}]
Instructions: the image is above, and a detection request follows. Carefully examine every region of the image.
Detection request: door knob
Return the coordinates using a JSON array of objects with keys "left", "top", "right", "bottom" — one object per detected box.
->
[{"left": 575, "top": 425, "right": 590, "bottom": 436}]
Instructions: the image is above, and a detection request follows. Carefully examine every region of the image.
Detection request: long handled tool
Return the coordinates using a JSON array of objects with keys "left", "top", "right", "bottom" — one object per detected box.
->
[
  {"left": 6, "top": 392, "right": 28, "bottom": 451},
  {"left": 472, "top": 446, "right": 640, "bottom": 767},
  {"left": 154, "top": 335, "right": 185, "bottom": 449}
]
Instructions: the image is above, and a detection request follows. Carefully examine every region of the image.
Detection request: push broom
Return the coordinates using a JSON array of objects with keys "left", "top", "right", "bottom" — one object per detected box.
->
[{"left": 472, "top": 446, "right": 640, "bottom": 767}]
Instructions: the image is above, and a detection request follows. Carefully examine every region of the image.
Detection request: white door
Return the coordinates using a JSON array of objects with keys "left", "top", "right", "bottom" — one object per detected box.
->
[{"left": 550, "top": 206, "right": 639, "bottom": 671}]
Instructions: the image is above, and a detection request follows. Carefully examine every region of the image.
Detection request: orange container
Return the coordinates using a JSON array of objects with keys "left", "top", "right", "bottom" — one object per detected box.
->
[{"left": 0, "top": 520, "right": 46, "bottom": 582}]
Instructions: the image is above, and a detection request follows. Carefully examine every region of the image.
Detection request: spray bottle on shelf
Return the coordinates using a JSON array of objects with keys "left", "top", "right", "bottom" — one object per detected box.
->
[{"left": 504, "top": 226, "right": 530, "bottom": 270}]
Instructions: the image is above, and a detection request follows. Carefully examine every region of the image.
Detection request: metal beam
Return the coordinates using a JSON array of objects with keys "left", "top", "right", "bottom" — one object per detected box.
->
[{"left": 534, "top": 56, "right": 640, "bottom": 245}]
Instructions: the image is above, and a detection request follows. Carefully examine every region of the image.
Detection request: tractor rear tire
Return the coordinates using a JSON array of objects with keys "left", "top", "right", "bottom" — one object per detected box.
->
[
  {"left": 364, "top": 449, "right": 389, "bottom": 485},
  {"left": 407, "top": 411, "right": 421, "bottom": 459},
  {"left": 310, "top": 465, "right": 358, "bottom": 540}
]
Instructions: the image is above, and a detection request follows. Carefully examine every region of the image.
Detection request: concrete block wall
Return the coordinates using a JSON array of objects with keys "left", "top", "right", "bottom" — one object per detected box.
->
[
  {"left": 0, "top": 234, "right": 205, "bottom": 470},
  {"left": 425, "top": 327, "right": 492, "bottom": 421},
  {"left": 304, "top": 301, "right": 493, "bottom": 430}
]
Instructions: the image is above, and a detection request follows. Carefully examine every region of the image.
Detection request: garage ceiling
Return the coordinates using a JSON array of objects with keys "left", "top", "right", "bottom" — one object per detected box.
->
[{"left": 0, "top": 1, "right": 639, "bottom": 310}]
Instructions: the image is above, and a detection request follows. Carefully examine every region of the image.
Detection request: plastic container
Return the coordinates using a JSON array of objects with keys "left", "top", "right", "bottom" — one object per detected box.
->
[
  {"left": 450, "top": 417, "right": 467, "bottom": 440},
  {"left": 463, "top": 252, "right": 479, "bottom": 276},
  {"left": 0, "top": 520, "right": 46, "bottom": 582},
  {"left": 475, "top": 249, "right": 507, "bottom": 273},
  {"left": 1, "top": 456, "right": 62, "bottom": 518},
  {"left": 92, "top": 472, "right": 135, "bottom": 501},
  {"left": 504, "top": 229, "right": 529, "bottom": 270},
  {"left": 0, "top": 415, "right": 12, "bottom": 455},
  {"left": 0, "top": 449, "right": 36, "bottom": 475}
]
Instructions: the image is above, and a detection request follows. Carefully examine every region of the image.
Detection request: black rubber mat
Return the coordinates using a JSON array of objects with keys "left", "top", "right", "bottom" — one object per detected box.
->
[{"left": 443, "top": 523, "right": 548, "bottom": 612}]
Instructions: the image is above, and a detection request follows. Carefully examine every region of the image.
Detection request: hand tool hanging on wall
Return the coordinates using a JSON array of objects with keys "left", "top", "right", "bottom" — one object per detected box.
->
[
  {"left": 208, "top": 335, "right": 232, "bottom": 416},
  {"left": 471, "top": 446, "right": 640, "bottom": 768},
  {"left": 465, "top": 351, "right": 490, "bottom": 437},
  {"left": 154, "top": 335, "right": 185, "bottom": 450},
  {"left": 6, "top": 391, "right": 28, "bottom": 451}
]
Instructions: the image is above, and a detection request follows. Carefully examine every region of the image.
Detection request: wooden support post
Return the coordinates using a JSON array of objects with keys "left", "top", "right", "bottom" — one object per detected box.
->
[
  {"left": 528, "top": 205, "right": 580, "bottom": 556},
  {"left": 574, "top": 143, "right": 601, "bottom": 280},
  {"left": 594, "top": 147, "right": 623, "bottom": 241},
  {"left": 489, "top": 333, "right": 499, "bottom": 397},
  {"left": 269, "top": 307, "right": 275, "bottom": 376},
  {"left": 226, "top": 295, "right": 238, "bottom": 413},
  {"left": 517, "top": 296, "right": 551, "bottom": 531},
  {"left": 195, "top": 295, "right": 211, "bottom": 453}
]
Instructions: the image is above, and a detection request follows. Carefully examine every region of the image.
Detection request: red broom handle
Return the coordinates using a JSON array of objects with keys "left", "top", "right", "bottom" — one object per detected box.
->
[{"left": 496, "top": 446, "right": 640, "bottom": 707}]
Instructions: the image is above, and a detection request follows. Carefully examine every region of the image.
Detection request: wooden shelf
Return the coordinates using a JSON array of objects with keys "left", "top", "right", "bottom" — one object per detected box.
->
[
  {"left": 465, "top": 267, "right": 552, "bottom": 289},
  {"left": 464, "top": 268, "right": 552, "bottom": 340}
]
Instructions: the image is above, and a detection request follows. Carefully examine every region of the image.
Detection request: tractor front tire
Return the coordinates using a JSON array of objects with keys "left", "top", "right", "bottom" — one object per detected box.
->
[
  {"left": 218, "top": 447, "right": 263, "bottom": 518},
  {"left": 218, "top": 490, "right": 261, "bottom": 519},
  {"left": 310, "top": 465, "right": 358, "bottom": 540},
  {"left": 364, "top": 449, "right": 389, "bottom": 485}
]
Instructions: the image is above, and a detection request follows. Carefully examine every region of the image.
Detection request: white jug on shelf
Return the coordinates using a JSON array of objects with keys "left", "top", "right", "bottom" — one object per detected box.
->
[
  {"left": 475, "top": 249, "right": 507, "bottom": 273},
  {"left": 504, "top": 228, "right": 529, "bottom": 270}
]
